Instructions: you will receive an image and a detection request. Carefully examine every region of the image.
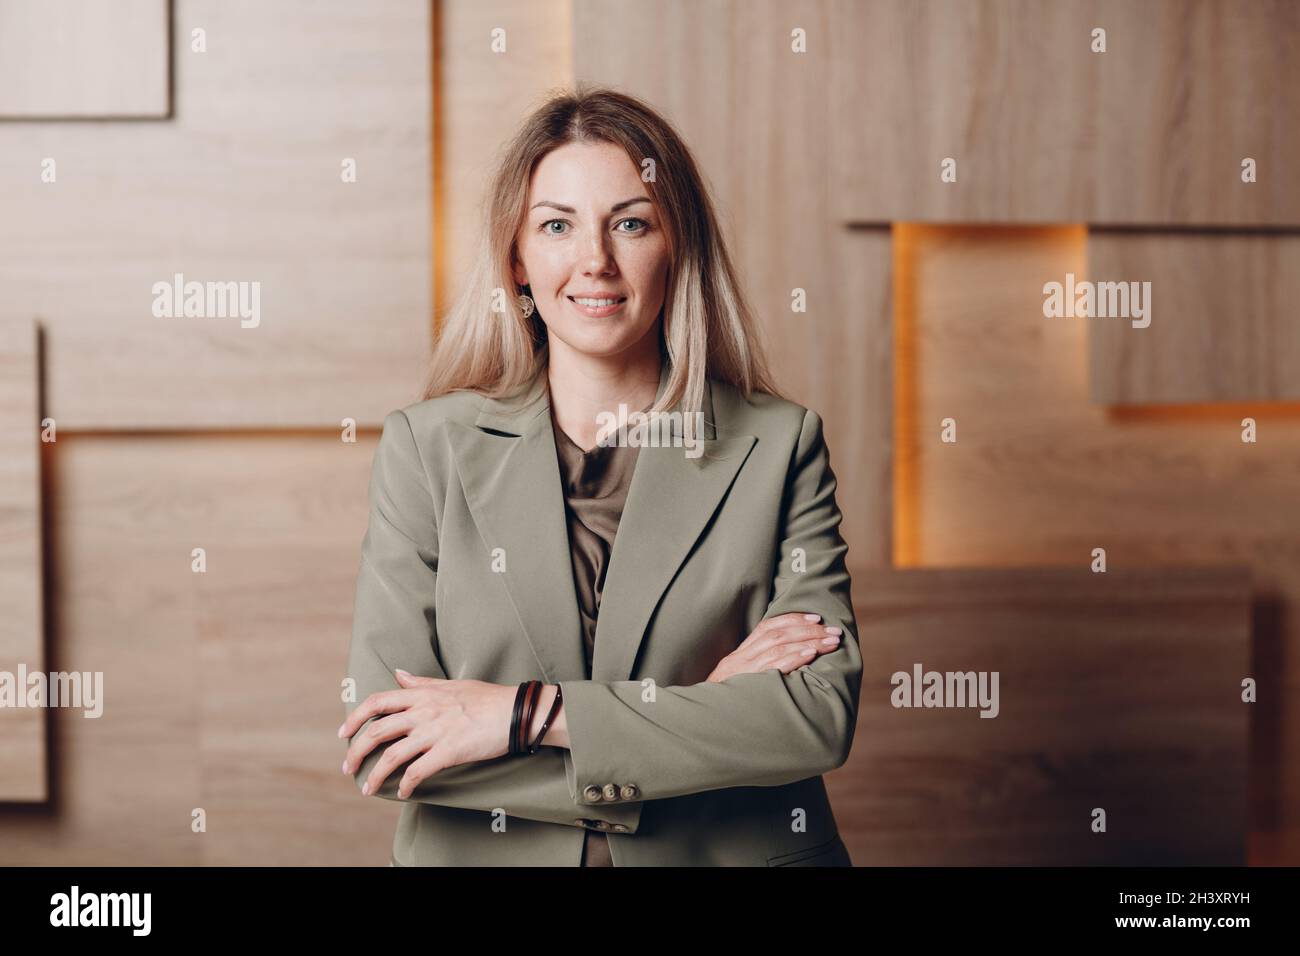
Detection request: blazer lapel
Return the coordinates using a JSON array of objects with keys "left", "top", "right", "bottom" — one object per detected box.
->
[
  {"left": 592, "top": 384, "right": 757, "bottom": 683},
  {"left": 447, "top": 361, "right": 757, "bottom": 686},
  {"left": 447, "top": 369, "right": 586, "bottom": 683}
]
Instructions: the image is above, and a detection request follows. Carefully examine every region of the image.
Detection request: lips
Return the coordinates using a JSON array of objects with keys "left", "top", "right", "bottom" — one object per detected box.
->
[
  {"left": 567, "top": 294, "right": 627, "bottom": 306},
  {"left": 566, "top": 294, "right": 628, "bottom": 318}
]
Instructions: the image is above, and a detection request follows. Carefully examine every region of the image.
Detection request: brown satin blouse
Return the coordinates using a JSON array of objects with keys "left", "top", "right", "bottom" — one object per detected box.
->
[{"left": 550, "top": 402, "right": 645, "bottom": 868}]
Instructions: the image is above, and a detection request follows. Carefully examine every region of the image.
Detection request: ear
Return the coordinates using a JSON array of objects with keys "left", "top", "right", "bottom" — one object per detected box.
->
[{"left": 509, "top": 252, "right": 527, "bottom": 288}]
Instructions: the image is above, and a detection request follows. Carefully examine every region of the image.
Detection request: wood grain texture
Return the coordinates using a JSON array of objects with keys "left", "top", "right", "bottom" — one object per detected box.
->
[
  {"left": 0, "top": 432, "right": 395, "bottom": 864},
  {"left": 0, "top": 0, "right": 431, "bottom": 429},
  {"left": 896, "top": 223, "right": 1300, "bottom": 864},
  {"left": 831, "top": 566, "right": 1250, "bottom": 865},
  {"left": 0, "top": 0, "right": 170, "bottom": 118},
  {"left": 574, "top": 0, "right": 894, "bottom": 568},
  {"left": 0, "top": 318, "right": 46, "bottom": 803},
  {"left": 437, "top": 0, "right": 572, "bottom": 310},
  {"left": 1089, "top": 231, "right": 1300, "bottom": 403},
  {"left": 831, "top": 0, "right": 1300, "bottom": 225}
]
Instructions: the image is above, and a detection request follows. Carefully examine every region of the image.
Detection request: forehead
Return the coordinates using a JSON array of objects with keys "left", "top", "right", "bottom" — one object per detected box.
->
[{"left": 528, "top": 141, "right": 644, "bottom": 200}]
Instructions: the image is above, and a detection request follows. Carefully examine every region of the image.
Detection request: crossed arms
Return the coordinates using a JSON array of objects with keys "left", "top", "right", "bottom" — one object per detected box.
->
[{"left": 343, "top": 407, "right": 862, "bottom": 833}]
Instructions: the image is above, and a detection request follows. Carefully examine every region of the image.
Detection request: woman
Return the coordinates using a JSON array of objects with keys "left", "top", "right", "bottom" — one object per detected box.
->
[{"left": 339, "top": 86, "right": 861, "bottom": 866}]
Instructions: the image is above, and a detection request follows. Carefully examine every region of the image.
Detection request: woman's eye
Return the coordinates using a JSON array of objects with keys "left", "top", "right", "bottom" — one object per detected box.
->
[{"left": 539, "top": 217, "right": 647, "bottom": 236}]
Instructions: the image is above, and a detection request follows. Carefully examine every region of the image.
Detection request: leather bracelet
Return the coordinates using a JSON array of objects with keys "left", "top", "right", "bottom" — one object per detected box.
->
[
  {"left": 524, "top": 681, "right": 544, "bottom": 752},
  {"left": 516, "top": 680, "right": 542, "bottom": 755},
  {"left": 526, "top": 683, "right": 563, "bottom": 754},
  {"left": 517, "top": 681, "right": 536, "bottom": 754},
  {"left": 508, "top": 681, "right": 532, "bottom": 755}
]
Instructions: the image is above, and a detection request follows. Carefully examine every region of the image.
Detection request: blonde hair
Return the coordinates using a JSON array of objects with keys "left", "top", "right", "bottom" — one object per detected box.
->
[{"left": 420, "top": 83, "right": 784, "bottom": 418}]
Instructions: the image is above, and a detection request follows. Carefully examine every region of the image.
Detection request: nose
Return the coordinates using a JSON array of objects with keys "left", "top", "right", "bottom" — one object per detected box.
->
[{"left": 581, "top": 229, "right": 617, "bottom": 277}]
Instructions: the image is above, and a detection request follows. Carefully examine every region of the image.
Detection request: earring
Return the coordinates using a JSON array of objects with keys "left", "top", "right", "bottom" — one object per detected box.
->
[{"left": 517, "top": 292, "right": 535, "bottom": 318}]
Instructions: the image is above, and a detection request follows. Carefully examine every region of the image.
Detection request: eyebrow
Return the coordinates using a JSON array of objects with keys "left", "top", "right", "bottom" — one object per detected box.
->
[{"left": 530, "top": 197, "right": 652, "bottom": 214}]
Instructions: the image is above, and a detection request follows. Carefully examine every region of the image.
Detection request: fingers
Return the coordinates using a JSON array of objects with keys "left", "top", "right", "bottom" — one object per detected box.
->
[
  {"left": 339, "top": 688, "right": 417, "bottom": 741},
  {"left": 342, "top": 710, "right": 415, "bottom": 776},
  {"left": 709, "top": 612, "right": 843, "bottom": 681},
  {"left": 716, "top": 629, "right": 843, "bottom": 682},
  {"left": 395, "top": 670, "right": 442, "bottom": 687},
  {"left": 715, "top": 635, "right": 838, "bottom": 682},
  {"left": 397, "top": 747, "right": 452, "bottom": 799},
  {"left": 766, "top": 641, "right": 833, "bottom": 674},
  {"left": 740, "top": 612, "right": 823, "bottom": 649},
  {"left": 362, "top": 733, "right": 429, "bottom": 797},
  {"left": 749, "top": 621, "right": 842, "bottom": 659}
]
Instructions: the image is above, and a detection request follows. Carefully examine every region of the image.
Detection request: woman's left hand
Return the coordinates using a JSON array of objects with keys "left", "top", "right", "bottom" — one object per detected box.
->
[{"left": 339, "top": 670, "right": 518, "bottom": 799}]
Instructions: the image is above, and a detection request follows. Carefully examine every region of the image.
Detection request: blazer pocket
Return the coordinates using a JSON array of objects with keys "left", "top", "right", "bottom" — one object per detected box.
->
[{"left": 765, "top": 834, "right": 848, "bottom": 867}]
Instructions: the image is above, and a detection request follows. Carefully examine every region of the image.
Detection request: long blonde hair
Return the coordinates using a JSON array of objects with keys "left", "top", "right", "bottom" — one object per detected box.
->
[{"left": 421, "top": 83, "right": 783, "bottom": 417}]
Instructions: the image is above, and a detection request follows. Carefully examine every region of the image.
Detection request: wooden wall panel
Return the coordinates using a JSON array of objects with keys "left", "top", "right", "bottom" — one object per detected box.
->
[
  {"left": 831, "top": 0, "right": 1300, "bottom": 225},
  {"left": 0, "top": 0, "right": 431, "bottom": 429},
  {"left": 0, "top": 433, "right": 392, "bottom": 864},
  {"left": 895, "top": 223, "right": 1300, "bottom": 864},
  {"left": 833, "top": 567, "right": 1250, "bottom": 865},
  {"left": 832, "top": 228, "right": 893, "bottom": 568},
  {"left": 575, "top": 0, "right": 894, "bottom": 568},
  {"left": 0, "top": 0, "right": 170, "bottom": 118},
  {"left": 1088, "top": 231, "right": 1300, "bottom": 404},
  {"left": 437, "top": 0, "right": 572, "bottom": 310},
  {"left": 0, "top": 318, "right": 45, "bottom": 803}
]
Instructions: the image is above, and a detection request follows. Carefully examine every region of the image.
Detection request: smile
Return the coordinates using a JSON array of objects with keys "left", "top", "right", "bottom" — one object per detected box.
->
[{"left": 567, "top": 295, "right": 627, "bottom": 317}]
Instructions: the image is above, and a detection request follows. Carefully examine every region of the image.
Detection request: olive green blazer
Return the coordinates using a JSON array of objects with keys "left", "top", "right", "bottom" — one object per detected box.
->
[{"left": 345, "top": 360, "right": 862, "bottom": 866}]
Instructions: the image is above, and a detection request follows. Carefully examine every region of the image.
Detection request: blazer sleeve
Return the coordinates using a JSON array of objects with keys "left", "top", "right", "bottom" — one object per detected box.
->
[
  {"left": 344, "top": 409, "right": 642, "bottom": 833},
  {"left": 558, "top": 407, "right": 862, "bottom": 804}
]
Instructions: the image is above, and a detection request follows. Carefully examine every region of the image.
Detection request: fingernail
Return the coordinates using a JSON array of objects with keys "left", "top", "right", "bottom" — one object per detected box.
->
[
  {"left": 337, "top": 724, "right": 346, "bottom": 738},
  {"left": 341, "top": 759, "right": 349, "bottom": 774},
  {"left": 803, "top": 614, "right": 821, "bottom": 621},
  {"left": 395, "top": 669, "right": 410, "bottom": 678},
  {"left": 824, "top": 626, "right": 842, "bottom": 636},
  {"left": 822, "top": 636, "right": 840, "bottom": 645},
  {"left": 362, "top": 782, "right": 370, "bottom": 795}
]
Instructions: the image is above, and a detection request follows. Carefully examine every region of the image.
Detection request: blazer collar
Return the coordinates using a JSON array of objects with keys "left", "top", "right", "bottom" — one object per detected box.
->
[
  {"left": 445, "top": 360, "right": 756, "bottom": 683},
  {"left": 472, "top": 357, "right": 714, "bottom": 440}
]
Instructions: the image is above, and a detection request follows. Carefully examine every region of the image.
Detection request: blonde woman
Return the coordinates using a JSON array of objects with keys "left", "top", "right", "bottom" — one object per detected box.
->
[{"left": 339, "top": 86, "right": 861, "bottom": 866}]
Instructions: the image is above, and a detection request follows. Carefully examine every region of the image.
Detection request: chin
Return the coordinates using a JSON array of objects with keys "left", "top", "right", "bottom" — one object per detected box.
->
[{"left": 556, "top": 331, "right": 644, "bottom": 360}]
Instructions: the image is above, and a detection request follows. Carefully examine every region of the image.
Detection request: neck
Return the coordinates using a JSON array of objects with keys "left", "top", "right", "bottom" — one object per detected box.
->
[{"left": 546, "top": 337, "right": 662, "bottom": 453}]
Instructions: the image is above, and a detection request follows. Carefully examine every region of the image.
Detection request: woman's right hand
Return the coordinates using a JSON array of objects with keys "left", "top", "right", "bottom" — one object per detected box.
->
[{"left": 705, "top": 613, "right": 842, "bottom": 683}]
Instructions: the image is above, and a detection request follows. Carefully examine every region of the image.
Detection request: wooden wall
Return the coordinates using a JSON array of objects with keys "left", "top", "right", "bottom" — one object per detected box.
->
[
  {"left": 574, "top": 0, "right": 895, "bottom": 567},
  {"left": 0, "top": 0, "right": 431, "bottom": 429},
  {"left": 0, "top": 0, "right": 170, "bottom": 118},
  {"left": 831, "top": 0, "right": 1300, "bottom": 225},
  {"left": 1089, "top": 231, "right": 1300, "bottom": 403},
  {"left": 844, "top": 567, "right": 1249, "bottom": 865},
  {"left": 0, "top": 0, "right": 432, "bottom": 863},
  {"left": 574, "top": 0, "right": 1292, "bottom": 865},
  {"left": 892, "top": 223, "right": 1297, "bottom": 862},
  {"left": 0, "top": 319, "right": 45, "bottom": 803},
  {"left": 1, "top": 0, "right": 1293, "bottom": 866}
]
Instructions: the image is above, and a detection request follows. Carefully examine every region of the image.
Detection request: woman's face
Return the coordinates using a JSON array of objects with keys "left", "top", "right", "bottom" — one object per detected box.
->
[{"left": 512, "top": 140, "right": 671, "bottom": 362}]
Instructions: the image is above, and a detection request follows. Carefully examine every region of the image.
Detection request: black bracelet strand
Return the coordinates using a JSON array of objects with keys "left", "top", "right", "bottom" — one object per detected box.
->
[
  {"left": 527, "top": 683, "right": 563, "bottom": 754},
  {"left": 517, "top": 680, "right": 541, "bottom": 754},
  {"left": 508, "top": 681, "right": 531, "bottom": 755}
]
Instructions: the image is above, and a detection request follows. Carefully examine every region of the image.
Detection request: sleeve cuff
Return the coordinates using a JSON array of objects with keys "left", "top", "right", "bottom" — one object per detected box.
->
[{"left": 560, "top": 679, "right": 644, "bottom": 835}]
